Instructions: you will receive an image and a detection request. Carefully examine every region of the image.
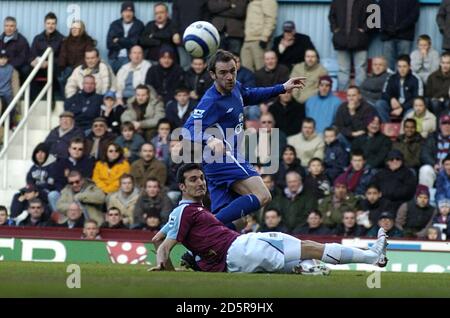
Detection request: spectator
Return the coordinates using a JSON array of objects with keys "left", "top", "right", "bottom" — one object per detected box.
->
[
  {"left": 338, "top": 150, "right": 376, "bottom": 197},
  {"left": 245, "top": 112, "right": 287, "bottom": 166},
  {"left": 367, "top": 211, "right": 404, "bottom": 238},
  {"left": 165, "top": 141, "right": 183, "bottom": 204},
  {"left": 133, "top": 177, "right": 173, "bottom": 225},
  {"left": 372, "top": 149, "right": 416, "bottom": 210},
  {"left": 240, "top": 0, "right": 278, "bottom": 72},
  {"left": 57, "top": 202, "right": 85, "bottom": 228},
  {"left": 92, "top": 143, "right": 130, "bottom": 194},
  {"left": 255, "top": 51, "right": 290, "bottom": 89},
  {"left": 429, "top": 199, "right": 450, "bottom": 240},
  {"left": 44, "top": 111, "right": 84, "bottom": 159},
  {"left": 352, "top": 115, "right": 392, "bottom": 169},
  {"left": 26, "top": 143, "right": 55, "bottom": 200},
  {"left": 273, "top": 145, "right": 305, "bottom": 191},
  {"left": 435, "top": 154, "right": 450, "bottom": 204},
  {"left": 334, "top": 86, "right": 376, "bottom": 148},
  {"left": 396, "top": 184, "right": 435, "bottom": 237},
  {"left": 165, "top": 87, "right": 196, "bottom": 129},
  {"left": 272, "top": 20, "right": 316, "bottom": 71},
  {"left": 437, "top": 0, "right": 450, "bottom": 53},
  {"left": 106, "top": 173, "right": 140, "bottom": 225},
  {"left": 233, "top": 52, "right": 256, "bottom": 87},
  {"left": 319, "top": 176, "right": 359, "bottom": 229},
  {"left": 115, "top": 45, "right": 152, "bottom": 105},
  {"left": 29, "top": 12, "right": 64, "bottom": 98},
  {"left": 305, "top": 75, "right": 341, "bottom": 134},
  {"left": 333, "top": 210, "right": 366, "bottom": 237},
  {"left": 140, "top": 2, "right": 177, "bottom": 63},
  {"left": 290, "top": 48, "right": 328, "bottom": 104},
  {"left": 260, "top": 209, "right": 288, "bottom": 233},
  {"left": 303, "top": 158, "right": 331, "bottom": 200},
  {"left": 145, "top": 46, "right": 184, "bottom": 104},
  {"left": 208, "top": 0, "right": 247, "bottom": 54},
  {"left": 0, "top": 16, "right": 30, "bottom": 81},
  {"left": 241, "top": 214, "right": 261, "bottom": 234},
  {"left": 419, "top": 114, "right": 450, "bottom": 188},
  {"left": 121, "top": 84, "right": 165, "bottom": 139},
  {"left": 261, "top": 174, "right": 284, "bottom": 213},
  {"left": 426, "top": 226, "right": 442, "bottom": 241},
  {"left": 82, "top": 219, "right": 101, "bottom": 240},
  {"left": 48, "top": 137, "right": 95, "bottom": 195},
  {"left": 151, "top": 119, "right": 171, "bottom": 166},
  {"left": 426, "top": 52, "right": 450, "bottom": 117},
  {"left": 287, "top": 117, "right": 325, "bottom": 168},
  {"left": 323, "top": 126, "right": 349, "bottom": 182},
  {"left": 65, "top": 48, "right": 116, "bottom": 98},
  {"left": 358, "top": 183, "right": 394, "bottom": 227},
  {"left": 114, "top": 121, "right": 145, "bottom": 164},
  {"left": 101, "top": 207, "right": 128, "bottom": 229},
  {"left": 184, "top": 57, "right": 213, "bottom": 101},
  {"left": 392, "top": 118, "right": 424, "bottom": 170},
  {"left": 100, "top": 91, "right": 125, "bottom": 135},
  {"left": 410, "top": 34, "right": 440, "bottom": 84},
  {"left": 379, "top": 0, "right": 420, "bottom": 71},
  {"left": 133, "top": 212, "right": 162, "bottom": 231},
  {"left": 64, "top": 75, "right": 103, "bottom": 132},
  {"left": 106, "top": 1, "right": 144, "bottom": 73},
  {"left": 292, "top": 210, "right": 331, "bottom": 235},
  {"left": 10, "top": 184, "right": 50, "bottom": 221},
  {"left": 0, "top": 206, "right": 12, "bottom": 226},
  {"left": 269, "top": 90, "right": 305, "bottom": 137},
  {"left": 17, "top": 198, "right": 49, "bottom": 227},
  {"left": 375, "top": 55, "right": 423, "bottom": 123},
  {"left": 267, "top": 170, "right": 317, "bottom": 233},
  {"left": 85, "top": 117, "right": 117, "bottom": 161},
  {"left": 171, "top": 0, "right": 209, "bottom": 70},
  {"left": 400, "top": 97, "right": 436, "bottom": 139},
  {"left": 329, "top": 0, "right": 372, "bottom": 90},
  {"left": 360, "top": 56, "right": 391, "bottom": 106},
  {"left": 130, "top": 143, "right": 167, "bottom": 188},
  {"left": 0, "top": 48, "right": 19, "bottom": 113},
  {"left": 58, "top": 20, "right": 96, "bottom": 91},
  {"left": 56, "top": 170, "right": 106, "bottom": 224}
]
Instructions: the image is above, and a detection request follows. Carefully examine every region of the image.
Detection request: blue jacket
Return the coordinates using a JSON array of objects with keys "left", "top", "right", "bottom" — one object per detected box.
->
[
  {"left": 107, "top": 18, "right": 144, "bottom": 60},
  {"left": 436, "top": 170, "right": 450, "bottom": 203},
  {"left": 237, "top": 67, "right": 256, "bottom": 88},
  {"left": 0, "top": 31, "right": 30, "bottom": 69},
  {"left": 324, "top": 139, "right": 349, "bottom": 182},
  {"left": 382, "top": 71, "right": 424, "bottom": 112},
  {"left": 64, "top": 91, "right": 103, "bottom": 131},
  {"left": 305, "top": 93, "right": 342, "bottom": 134},
  {"left": 44, "top": 126, "right": 84, "bottom": 159}
]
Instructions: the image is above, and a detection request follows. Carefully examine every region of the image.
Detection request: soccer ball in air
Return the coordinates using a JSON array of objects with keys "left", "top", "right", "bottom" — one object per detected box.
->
[{"left": 183, "top": 21, "right": 220, "bottom": 58}]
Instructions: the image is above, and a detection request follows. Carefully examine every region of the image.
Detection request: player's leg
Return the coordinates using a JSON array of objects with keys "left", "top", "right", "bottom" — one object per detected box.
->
[{"left": 214, "top": 176, "right": 271, "bottom": 225}]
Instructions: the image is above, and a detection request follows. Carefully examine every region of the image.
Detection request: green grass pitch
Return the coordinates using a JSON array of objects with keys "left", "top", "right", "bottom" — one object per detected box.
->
[{"left": 0, "top": 261, "right": 449, "bottom": 297}]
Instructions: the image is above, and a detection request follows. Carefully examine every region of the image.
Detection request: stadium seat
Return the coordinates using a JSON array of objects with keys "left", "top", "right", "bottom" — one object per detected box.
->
[
  {"left": 334, "top": 91, "right": 347, "bottom": 101},
  {"left": 381, "top": 122, "right": 401, "bottom": 140}
]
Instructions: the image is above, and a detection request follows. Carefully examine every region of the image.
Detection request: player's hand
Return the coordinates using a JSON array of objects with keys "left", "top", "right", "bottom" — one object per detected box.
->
[
  {"left": 206, "top": 137, "right": 225, "bottom": 156},
  {"left": 283, "top": 77, "right": 306, "bottom": 93},
  {"left": 148, "top": 263, "right": 165, "bottom": 271}
]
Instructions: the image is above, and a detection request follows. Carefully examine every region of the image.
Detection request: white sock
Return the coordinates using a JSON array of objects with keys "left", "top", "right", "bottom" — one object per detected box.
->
[{"left": 321, "top": 243, "right": 378, "bottom": 265}]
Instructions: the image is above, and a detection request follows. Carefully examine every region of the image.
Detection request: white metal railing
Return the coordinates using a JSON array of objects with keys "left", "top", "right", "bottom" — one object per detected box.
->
[{"left": 0, "top": 47, "right": 54, "bottom": 189}]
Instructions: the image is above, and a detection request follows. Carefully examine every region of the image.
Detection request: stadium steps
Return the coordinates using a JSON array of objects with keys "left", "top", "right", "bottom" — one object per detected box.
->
[{"left": 0, "top": 100, "right": 63, "bottom": 208}]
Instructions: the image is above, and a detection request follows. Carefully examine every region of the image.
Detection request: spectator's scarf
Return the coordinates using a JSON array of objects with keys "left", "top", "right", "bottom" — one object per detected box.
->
[
  {"left": 284, "top": 185, "right": 303, "bottom": 200},
  {"left": 437, "top": 134, "right": 450, "bottom": 164},
  {"left": 341, "top": 165, "right": 364, "bottom": 193}
]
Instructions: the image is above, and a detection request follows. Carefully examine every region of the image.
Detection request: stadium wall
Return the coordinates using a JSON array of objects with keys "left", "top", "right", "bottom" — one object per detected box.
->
[{"left": 0, "top": 1, "right": 444, "bottom": 62}]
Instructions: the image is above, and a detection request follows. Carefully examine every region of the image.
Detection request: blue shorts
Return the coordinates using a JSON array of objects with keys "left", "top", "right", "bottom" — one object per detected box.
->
[{"left": 203, "top": 155, "right": 259, "bottom": 213}]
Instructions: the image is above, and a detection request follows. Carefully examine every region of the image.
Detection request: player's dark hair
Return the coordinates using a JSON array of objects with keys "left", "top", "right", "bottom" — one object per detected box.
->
[
  {"left": 208, "top": 50, "right": 237, "bottom": 74},
  {"left": 177, "top": 163, "right": 203, "bottom": 184}
]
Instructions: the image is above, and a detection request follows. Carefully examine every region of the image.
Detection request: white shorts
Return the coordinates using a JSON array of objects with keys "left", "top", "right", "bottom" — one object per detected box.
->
[{"left": 226, "top": 232, "right": 301, "bottom": 273}]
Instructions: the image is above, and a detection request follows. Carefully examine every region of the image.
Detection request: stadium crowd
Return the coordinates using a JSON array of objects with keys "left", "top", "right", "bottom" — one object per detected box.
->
[{"left": 0, "top": 0, "right": 449, "bottom": 241}]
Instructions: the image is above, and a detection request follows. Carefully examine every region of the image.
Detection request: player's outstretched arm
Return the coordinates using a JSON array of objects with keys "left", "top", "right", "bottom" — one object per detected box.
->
[
  {"left": 283, "top": 77, "right": 307, "bottom": 93},
  {"left": 149, "top": 237, "right": 177, "bottom": 271}
]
